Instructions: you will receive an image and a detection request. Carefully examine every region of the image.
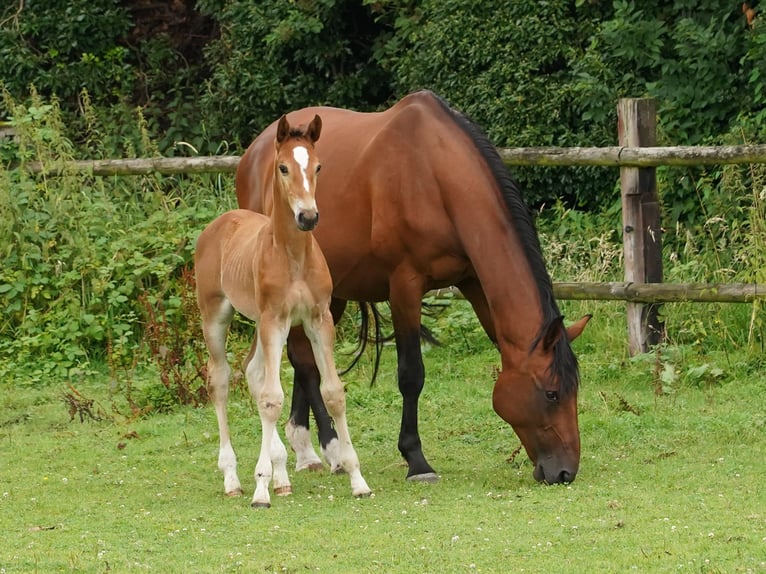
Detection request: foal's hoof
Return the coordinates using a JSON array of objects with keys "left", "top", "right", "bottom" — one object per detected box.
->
[
  {"left": 354, "top": 490, "right": 373, "bottom": 499},
  {"left": 251, "top": 501, "right": 271, "bottom": 509},
  {"left": 225, "top": 488, "right": 244, "bottom": 497},
  {"left": 303, "top": 462, "right": 324, "bottom": 472},
  {"left": 330, "top": 465, "right": 347, "bottom": 475},
  {"left": 274, "top": 485, "right": 293, "bottom": 497},
  {"left": 406, "top": 472, "right": 440, "bottom": 484}
]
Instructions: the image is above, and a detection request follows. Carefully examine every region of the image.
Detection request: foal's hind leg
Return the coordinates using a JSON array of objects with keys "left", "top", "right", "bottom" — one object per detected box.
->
[
  {"left": 306, "top": 311, "right": 371, "bottom": 497},
  {"left": 201, "top": 300, "right": 243, "bottom": 496}
]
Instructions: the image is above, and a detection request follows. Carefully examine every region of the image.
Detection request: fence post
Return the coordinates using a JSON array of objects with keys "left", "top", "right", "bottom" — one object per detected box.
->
[{"left": 618, "top": 98, "right": 664, "bottom": 355}]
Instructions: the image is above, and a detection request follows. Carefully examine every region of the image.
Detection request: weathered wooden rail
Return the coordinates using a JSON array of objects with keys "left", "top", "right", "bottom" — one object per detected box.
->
[
  {"left": 16, "top": 98, "right": 766, "bottom": 354},
  {"left": 22, "top": 143, "right": 766, "bottom": 176}
]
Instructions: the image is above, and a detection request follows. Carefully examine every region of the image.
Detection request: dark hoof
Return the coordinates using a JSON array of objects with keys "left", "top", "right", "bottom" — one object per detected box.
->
[
  {"left": 406, "top": 472, "right": 439, "bottom": 483},
  {"left": 251, "top": 501, "right": 271, "bottom": 509}
]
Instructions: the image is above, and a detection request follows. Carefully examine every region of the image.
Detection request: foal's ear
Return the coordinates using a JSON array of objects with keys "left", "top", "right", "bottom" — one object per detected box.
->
[
  {"left": 307, "top": 114, "right": 322, "bottom": 144},
  {"left": 276, "top": 114, "right": 290, "bottom": 145}
]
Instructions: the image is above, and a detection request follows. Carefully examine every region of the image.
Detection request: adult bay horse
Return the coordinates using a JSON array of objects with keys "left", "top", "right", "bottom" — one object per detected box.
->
[
  {"left": 195, "top": 114, "right": 371, "bottom": 507},
  {"left": 236, "top": 90, "right": 591, "bottom": 485}
]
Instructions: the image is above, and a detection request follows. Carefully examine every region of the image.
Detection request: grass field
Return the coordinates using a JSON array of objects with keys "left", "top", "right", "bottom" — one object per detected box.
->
[{"left": 1, "top": 300, "right": 765, "bottom": 573}]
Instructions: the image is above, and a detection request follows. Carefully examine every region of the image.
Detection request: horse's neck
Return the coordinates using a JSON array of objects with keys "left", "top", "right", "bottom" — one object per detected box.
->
[
  {"left": 271, "top": 195, "right": 312, "bottom": 263},
  {"left": 452, "top": 185, "right": 546, "bottom": 356}
]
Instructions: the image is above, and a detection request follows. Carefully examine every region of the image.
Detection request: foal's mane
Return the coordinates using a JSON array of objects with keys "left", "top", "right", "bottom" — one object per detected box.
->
[{"left": 427, "top": 90, "right": 580, "bottom": 393}]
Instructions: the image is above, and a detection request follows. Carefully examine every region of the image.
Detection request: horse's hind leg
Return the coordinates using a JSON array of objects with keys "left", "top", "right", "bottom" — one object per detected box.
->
[
  {"left": 201, "top": 299, "right": 243, "bottom": 496},
  {"left": 306, "top": 311, "right": 371, "bottom": 498},
  {"left": 285, "top": 298, "right": 347, "bottom": 472},
  {"left": 286, "top": 328, "right": 328, "bottom": 472}
]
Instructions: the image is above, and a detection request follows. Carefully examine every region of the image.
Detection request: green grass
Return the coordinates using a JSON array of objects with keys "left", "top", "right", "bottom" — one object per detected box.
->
[{"left": 1, "top": 301, "right": 765, "bottom": 573}]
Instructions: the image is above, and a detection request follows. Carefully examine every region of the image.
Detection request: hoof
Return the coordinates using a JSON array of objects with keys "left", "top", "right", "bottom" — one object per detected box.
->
[
  {"left": 353, "top": 490, "right": 373, "bottom": 499},
  {"left": 274, "top": 485, "right": 293, "bottom": 497},
  {"left": 225, "top": 488, "right": 244, "bottom": 497},
  {"left": 406, "top": 472, "right": 439, "bottom": 484},
  {"left": 251, "top": 501, "right": 271, "bottom": 509},
  {"left": 302, "top": 462, "right": 324, "bottom": 472},
  {"left": 330, "top": 465, "right": 347, "bottom": 475}
]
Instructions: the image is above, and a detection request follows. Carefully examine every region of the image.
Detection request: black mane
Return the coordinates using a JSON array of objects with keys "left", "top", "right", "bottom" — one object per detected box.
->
[{"left": 427, "top": 90, "right": 580, "bottom": 393}]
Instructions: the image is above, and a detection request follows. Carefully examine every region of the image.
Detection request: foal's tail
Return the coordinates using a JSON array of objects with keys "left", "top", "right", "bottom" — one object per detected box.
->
[{"left": 339, "top": 301, "right": 442, "bottom": 385}]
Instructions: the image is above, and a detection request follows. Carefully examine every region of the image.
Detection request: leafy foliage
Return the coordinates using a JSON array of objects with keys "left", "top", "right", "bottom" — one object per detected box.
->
[
  {"left": 197, "top": 0, "right": 394, "bottom": 145},
  {"left": 0, "top": 91, "right": 230, "bottom": 383}
]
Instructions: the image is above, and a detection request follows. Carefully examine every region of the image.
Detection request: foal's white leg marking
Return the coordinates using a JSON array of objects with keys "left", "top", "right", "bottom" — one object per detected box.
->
[
  {"left": 306, "top": 312, "right": 371, "bottom": 497},
  {"left": 248, "top": 321, "right": 290, "bottom": 508},
  {"left": 285, "top": 420, "right": 324, "bottom": 471},
  {"left": 202, "top": 301, "right": 243, "bottom": 496},
  {"left": 269, "top": 428, "right": 291, "bottom": 496}
]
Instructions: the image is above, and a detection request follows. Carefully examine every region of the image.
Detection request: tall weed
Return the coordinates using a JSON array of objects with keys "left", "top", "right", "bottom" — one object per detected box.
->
[{"left": 0, "top": 90, "right": 231, "bottom": 384}]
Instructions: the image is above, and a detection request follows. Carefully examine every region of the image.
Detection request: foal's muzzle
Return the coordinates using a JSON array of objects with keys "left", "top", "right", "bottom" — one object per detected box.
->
[{"left": 297, "top": 209, "right": 319, "bottom": 231}]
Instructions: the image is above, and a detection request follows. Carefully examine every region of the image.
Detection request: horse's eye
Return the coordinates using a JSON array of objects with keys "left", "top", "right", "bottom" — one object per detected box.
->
[
  {"left": 279, "top": 164, "right": 288, "bottom": 175},
  {"left": 316, "top": 164, "right": 321, "bottom": 174},
  {"left": 545, "top": 390, "right": 559, "bottom": 402}
]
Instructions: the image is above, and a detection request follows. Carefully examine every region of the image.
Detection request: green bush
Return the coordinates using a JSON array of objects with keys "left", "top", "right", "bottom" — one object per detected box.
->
[
  {"left": 198, "top": 0, "right": 393, "bottom": 146},
  {"left": 0, "top": 91, "right": 230, "bottom": 383}
]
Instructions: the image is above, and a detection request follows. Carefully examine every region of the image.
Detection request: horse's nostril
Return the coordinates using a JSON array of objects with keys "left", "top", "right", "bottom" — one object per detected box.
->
[
  {"left": 297, "top": 210, "right": 319, "bottom": 230},
  {"left": 558, "top": 470, "right": 575, "bottom": 484}
]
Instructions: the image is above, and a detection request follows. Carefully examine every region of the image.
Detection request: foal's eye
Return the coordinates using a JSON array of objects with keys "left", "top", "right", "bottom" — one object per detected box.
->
[
  {"left": 544, "top": 390, "right": 559, "bottom": 402},
  {"left": 279, "top": 164, "right": 288, "bottom": 175},
  {"left": 316, "top": 164, "right": 321, "bottom": 174}
]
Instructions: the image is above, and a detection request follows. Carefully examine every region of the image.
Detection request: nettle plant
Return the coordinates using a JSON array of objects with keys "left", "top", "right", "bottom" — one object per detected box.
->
[{"left": 0, "top": 91, "right": 224, "bottom": 387}]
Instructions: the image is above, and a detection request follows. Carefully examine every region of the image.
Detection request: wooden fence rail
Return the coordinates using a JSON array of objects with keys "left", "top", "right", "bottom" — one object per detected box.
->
[
  {"left": 22, "top": 143, "right": 766, "bottom": 176},
  {"left": 15, "top": 98, "right": 766, "bottom": 353},
  {"left": 428, "top": 282, "right": 766, "bottom": 304}
]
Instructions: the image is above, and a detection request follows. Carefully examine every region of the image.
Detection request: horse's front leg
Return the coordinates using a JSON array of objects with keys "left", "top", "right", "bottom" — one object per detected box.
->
[
  {"left": 247, "top": 319, "right": 290, "bottom": 508},
  {"left": 389, "top": 275, "right": 439, "bottom": 482},
  {"left": 305, "top": 310, "right": 371, "bottom": 498}
]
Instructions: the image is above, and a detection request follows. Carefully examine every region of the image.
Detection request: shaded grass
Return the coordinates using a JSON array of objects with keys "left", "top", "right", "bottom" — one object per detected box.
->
[{"left": 1, "top": 302, "right": 765, "bottom": 573}]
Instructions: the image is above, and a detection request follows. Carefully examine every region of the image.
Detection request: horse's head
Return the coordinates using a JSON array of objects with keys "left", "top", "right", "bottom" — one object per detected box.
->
[
  {"left": 274, "top": 114, "right": 323, "bottom": 231},
  {"left": 492, "top": 314, "right": 591, "bottom": 484}
]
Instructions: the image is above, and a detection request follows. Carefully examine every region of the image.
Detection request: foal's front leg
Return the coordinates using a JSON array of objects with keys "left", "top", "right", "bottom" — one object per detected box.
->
[
  {"left": 247, "top": 319, "right": 291, "bottom": 508},
  {"left": 306, "top": 311, "right": 371, "bottom": 498}
]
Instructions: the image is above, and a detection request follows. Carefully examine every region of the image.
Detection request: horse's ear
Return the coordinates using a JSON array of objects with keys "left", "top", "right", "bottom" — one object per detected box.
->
[
  {"left": 541, "top": 315, "right": 565, "bottom": 351},
  {"left": 307, "top": 114, "right": 322, "bottom": 144},
  {"left": 566, "top": 314, "right": 592, "bottom": 342},
  {"left": 276, "top": 115, "right": 290, "bottom": 145}
]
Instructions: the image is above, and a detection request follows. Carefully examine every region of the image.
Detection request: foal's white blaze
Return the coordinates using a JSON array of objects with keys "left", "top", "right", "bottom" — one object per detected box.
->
[{"left": 292, "top": 146, "right": 311, "bottom": 193}]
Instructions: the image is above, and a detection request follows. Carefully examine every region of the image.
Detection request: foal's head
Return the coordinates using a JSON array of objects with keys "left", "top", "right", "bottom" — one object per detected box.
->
[{"left": 274, "top": 114, "right": 323, "bottom": 231}]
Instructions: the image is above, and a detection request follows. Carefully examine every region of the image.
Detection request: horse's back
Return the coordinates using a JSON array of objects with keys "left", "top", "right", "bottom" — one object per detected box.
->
[
  {"left": 236, "top": 91, "right": 478, "bottom": 300},
  {"left": 195, "top": 209, "right": 269, "bottom": 319}
]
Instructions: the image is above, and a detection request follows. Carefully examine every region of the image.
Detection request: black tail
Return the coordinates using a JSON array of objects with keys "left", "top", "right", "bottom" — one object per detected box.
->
[
  {"left": 339, "top": 301, "right": 442, "bottom": 384},
  {"left": 338, "top": 302, "right": 384, "bottom": 383}
]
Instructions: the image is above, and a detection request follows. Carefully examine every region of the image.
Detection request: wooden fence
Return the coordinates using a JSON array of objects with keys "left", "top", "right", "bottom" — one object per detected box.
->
[{"left": 18, "top": 98, "right": 766, "bottom": 354}]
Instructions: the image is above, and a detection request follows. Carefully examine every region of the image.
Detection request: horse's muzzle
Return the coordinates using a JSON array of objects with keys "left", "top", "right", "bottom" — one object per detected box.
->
[
  {"left": 533, "top": 462, "right": 577, "bottom": 484},
  {"left": 297, "top": 210, "right": 319, "bottom": 231}
]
